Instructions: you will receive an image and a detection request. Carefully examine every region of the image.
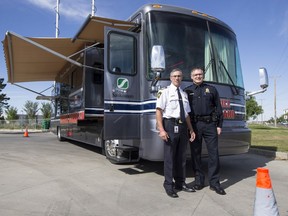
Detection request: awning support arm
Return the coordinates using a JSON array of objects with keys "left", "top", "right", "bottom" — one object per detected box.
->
[
  {"left": 13, "top": 83, "right": 48, "bottom": 97},
  {"left": 68, "top": 42, "right": 100, "bottom": 58},
  {"left": 6, "top": 31, "right": 83, "bottom": 68}
]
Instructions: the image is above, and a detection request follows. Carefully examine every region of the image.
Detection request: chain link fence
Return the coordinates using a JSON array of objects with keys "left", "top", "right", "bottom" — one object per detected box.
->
[{"left": 0, "top": 119, "right": 50, "bottom": 130}]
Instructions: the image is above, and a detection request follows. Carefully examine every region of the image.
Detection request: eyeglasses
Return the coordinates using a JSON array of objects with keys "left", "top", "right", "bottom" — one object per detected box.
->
[
  {"left": 171, "top": 75, "right": 182, "bottom": 78},
  {"left": 193, "top": 73, "right": 203, "bottom": 77}
]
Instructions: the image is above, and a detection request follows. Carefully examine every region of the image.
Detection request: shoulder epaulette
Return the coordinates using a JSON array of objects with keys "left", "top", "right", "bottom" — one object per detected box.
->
[{"left": 184, "top": 84, "right": 193, "bottom": 91}]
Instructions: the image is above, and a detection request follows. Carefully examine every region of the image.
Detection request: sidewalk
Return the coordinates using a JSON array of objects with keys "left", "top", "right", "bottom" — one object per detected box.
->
[{"left": 249, "top": 147, "right": 288, "bottom": 160}]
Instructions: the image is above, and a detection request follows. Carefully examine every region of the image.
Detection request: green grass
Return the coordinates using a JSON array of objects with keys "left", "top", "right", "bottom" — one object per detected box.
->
[{"left": 249, "top": 124, "right": 288, "bottom": 152}]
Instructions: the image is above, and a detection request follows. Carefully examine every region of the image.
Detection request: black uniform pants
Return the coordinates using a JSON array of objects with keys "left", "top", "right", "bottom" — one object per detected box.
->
[
  {"left": 190, "top": 121, "right": 220, "bottom": 187},
  {"left": 163, "top": 119, "right": 188, "bottom": 192}
]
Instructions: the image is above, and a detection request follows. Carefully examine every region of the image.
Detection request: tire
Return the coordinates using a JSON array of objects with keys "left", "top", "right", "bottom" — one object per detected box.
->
[
  {"left": 57, "top": 127, "right": 65, "bottom": 141},
  {"left": 104, "top": 140, "right": 117, "bottom": 159}
]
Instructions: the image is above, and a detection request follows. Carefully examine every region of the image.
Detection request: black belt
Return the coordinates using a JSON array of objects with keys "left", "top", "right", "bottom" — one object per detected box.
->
[
  {"left": 164, "top": 118, "right": 185, "bottom": 124},
  {"left": 192, "top": 115, "right": 212, "bottom": 123}
]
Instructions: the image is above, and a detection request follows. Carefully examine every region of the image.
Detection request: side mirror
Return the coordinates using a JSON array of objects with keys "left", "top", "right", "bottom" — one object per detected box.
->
[
  {"left": 151, "top": 45, "right": 165, "bottom": 72},
  {"left": 150, "top": 45, "right": 166, "bottom": 93},
  {"left": 259, "top": 67, "right": 268, "bottom": 89},
  {"left": 246, "top": 67, "right": 269, "bottom": 97}
]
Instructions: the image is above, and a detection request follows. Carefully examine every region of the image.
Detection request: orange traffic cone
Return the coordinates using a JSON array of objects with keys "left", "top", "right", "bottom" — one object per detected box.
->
[
  {"left": 254, "top": 167, "right": 279, "bottom": 216},
  {"left": 23, "top": 127, "right": 29, "bottom": 137}
]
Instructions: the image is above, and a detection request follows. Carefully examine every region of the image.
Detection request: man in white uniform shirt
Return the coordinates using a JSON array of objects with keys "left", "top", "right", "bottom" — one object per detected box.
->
[{"left": 156, "top": 68, "right": 195, "bottom": 198}]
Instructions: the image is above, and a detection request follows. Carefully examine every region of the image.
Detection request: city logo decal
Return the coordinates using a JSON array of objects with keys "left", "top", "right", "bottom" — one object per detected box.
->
[{"left": 117, "top": 78, "right": 129, "bottom": 90}]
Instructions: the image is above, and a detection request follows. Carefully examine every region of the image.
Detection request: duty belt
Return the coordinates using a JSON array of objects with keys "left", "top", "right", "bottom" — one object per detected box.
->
[
  {"left": 164, "top": 118, "right": 184, "bottom": 125},
  {"left": 192, "top": 115, "right": 212, "bottom": 123}
]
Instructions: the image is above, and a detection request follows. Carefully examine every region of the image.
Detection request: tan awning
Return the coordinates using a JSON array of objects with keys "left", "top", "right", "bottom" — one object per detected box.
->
[
  {"left": 2, "top": 16, "right": 137, "bottom": 84},
  {"left": 72, "top": 16, "right": 138, "bottom": 43},
  {"left": 3, "top": 32, "right": 85, "bottom": 83}
]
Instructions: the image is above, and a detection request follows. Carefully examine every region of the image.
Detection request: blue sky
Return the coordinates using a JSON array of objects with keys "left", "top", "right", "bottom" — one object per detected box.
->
[{"left": 1, "top": 0, "right": 288, "bottom": 120}]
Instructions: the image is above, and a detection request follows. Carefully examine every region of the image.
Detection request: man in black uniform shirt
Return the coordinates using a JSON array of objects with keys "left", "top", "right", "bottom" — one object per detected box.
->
[{"left": 184, "top": 67, "right": 226, "bottom": 195}]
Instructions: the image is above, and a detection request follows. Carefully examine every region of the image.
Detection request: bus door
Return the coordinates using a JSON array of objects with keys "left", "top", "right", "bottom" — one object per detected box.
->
[{"left": 104, "top": 27, "right": 140, "bottom": 140}]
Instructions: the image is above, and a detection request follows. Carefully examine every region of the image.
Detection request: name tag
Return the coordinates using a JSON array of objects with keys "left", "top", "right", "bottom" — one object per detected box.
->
[{"left": 174, "top": 126, "right": 179, "bottom": 133}]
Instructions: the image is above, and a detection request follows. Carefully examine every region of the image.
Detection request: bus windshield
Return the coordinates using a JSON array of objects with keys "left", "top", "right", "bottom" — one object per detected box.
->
[{"left": 146, "top": 11, "right": 244, "bottom": 88}]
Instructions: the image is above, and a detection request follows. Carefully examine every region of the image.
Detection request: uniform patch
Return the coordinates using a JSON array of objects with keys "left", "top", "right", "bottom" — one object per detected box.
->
[
  {"left": 157, "top": 87, "right": 166, "bottom": 99},
  {"left": 157, "top": 91, "right": 163, "bottom": 98},
  {"left": 205, "top": 88, "right": 210, "bottom": 93}
]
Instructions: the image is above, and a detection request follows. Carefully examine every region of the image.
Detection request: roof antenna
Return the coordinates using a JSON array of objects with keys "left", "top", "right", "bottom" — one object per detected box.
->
[{"left": 55, "top": 0, "right": 60, "bottom": 38}]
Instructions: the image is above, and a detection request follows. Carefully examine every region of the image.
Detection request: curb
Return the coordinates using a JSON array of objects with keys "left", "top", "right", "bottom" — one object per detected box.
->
[
  {"left": 249, "top": 148, "right": 288, "bottom": 160},
  {"left": 0, "top": 130, "right": 48, "bottom": 134}
]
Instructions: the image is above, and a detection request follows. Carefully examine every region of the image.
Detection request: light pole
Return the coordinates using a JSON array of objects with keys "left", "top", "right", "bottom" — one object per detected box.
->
[
  {"left": 271, "top": 76, "right": 280, "bottom": 127},
  {"left": 21, "top": 110, "right": 23, "bottom": 131},
  {"left": 274, "top": 77, "right": 277, "bottom": 127}
]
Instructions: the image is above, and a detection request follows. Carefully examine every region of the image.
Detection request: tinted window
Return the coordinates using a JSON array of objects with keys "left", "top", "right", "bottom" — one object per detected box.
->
[{"left": 108, "top": 32, "right": 136, "bottom": 75}]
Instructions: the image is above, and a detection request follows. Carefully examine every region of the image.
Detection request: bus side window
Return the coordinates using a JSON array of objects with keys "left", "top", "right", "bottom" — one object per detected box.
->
[
  {"left": 71, "top": 67, "right": 83, "bottom": 90},
  {"left": 108, "top": 32, "right": 136, "bottom": 75}
]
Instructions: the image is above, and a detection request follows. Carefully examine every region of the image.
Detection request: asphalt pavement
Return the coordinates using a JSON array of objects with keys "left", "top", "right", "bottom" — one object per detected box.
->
[{"left": 0, "top": 132, "right": 287, "bottom": 216}]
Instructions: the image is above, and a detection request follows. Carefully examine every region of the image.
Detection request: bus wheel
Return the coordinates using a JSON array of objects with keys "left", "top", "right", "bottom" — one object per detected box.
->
[
  {"left": 57, "top": 127, "right": 65, "bottom": 141},
  {"left": 104, "top": 140, "right": 118, "bottom": 161}
]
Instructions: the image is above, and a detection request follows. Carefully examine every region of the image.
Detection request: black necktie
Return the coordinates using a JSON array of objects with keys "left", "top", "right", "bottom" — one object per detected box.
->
[{"left": 177, "top": 87, "right": 185, "bottom": 123}]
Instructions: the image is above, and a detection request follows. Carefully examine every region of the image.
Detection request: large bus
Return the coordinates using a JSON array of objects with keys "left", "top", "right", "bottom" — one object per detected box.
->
[{"left": 3, "top": 4, "right": 268, "bottom": 163}]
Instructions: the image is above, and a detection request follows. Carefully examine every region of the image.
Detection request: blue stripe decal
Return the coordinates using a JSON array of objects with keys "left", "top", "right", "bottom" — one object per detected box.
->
[
  {"left": 104, "top": 99, "right": 156, "bottom": 114},
  {"left": 85, "top": 108, "right": 104, "bottom": 115}
]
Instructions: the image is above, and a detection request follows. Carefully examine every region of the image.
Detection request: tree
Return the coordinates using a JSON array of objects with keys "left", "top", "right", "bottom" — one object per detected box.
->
[
  {"left": 23, "top": 100, "right": 39, "bottom": 119},
  {"left": 267, "top": 117, "right": 274, "bottom": 123},
  {"left": 40, "top": 102, "right": 51, "bottom": 129},
  {"left": 5, "top": 106, "right": 19, "bottom": 120},
  {"left": 40, "top": 102, "right": 51, "bottom": 119},
  {"left": 0, "top": 78, "right": 10, "bottom": 119},
  {"left": 246, "top": 96, "right": 263, "bottom": 120},
  {"left": 277, "top": 114, "right": 287, "bottom": 124}
]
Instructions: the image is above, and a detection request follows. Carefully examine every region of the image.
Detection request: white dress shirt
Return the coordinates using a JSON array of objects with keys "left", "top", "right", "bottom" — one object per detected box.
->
[{"left": 156, "top": 84, "right": 190, "bottom": 119}]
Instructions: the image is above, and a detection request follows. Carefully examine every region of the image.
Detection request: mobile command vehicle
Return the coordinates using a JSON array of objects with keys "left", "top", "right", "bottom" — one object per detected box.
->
[{"left": 3, "top": 4, "right": 268, "bottom": 163}]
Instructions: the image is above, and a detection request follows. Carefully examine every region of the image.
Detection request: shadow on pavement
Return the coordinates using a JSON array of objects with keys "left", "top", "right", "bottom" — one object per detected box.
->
[
  {"left": 116, "top": 153, "right": 273, "bottom": 190},
  {"left": 68, "top": 139, "right": 273, "bottom": 190}
]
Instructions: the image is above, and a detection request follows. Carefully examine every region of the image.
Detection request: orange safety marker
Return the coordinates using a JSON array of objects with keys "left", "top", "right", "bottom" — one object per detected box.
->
[
  {"left": 23, "top": 127, "right": 29, "bottom": 137},
  {"left": 254, "top": 168, "right": 279, "bottom": 216}
]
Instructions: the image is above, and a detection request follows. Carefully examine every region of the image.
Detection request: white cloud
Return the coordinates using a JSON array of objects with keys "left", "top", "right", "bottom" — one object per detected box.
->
[
  {"left": 26, "top": 0, "right": 91, "bottom": 20},
  {"left": 26, "top": 0, "right": 54, "bottom": 9}
]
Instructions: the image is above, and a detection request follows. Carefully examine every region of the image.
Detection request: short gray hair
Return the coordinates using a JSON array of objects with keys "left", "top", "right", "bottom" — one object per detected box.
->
[{"left": 170, "top": 68, "right": 182, "bottom": 76}]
